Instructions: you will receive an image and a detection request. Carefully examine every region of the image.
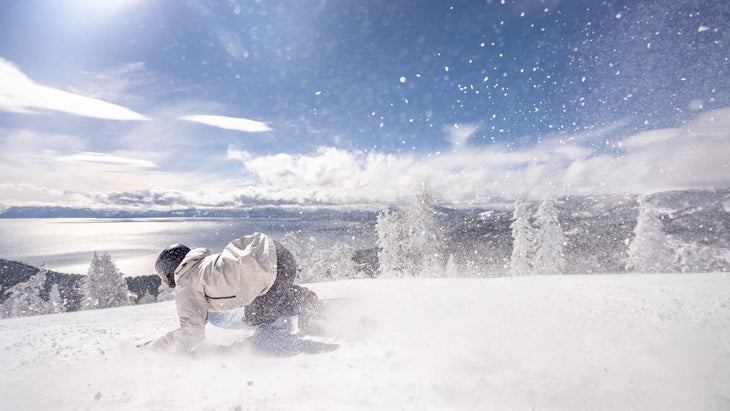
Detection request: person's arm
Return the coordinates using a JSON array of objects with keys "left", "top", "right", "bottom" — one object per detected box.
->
[{"left": 146, "top": 285, "right": 208, "bottom": 350}]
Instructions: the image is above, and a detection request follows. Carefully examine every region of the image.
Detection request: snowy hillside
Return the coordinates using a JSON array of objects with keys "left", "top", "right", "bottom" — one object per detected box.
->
[{"left": 1, "top": 275, "right": 729, "bottom": 410}]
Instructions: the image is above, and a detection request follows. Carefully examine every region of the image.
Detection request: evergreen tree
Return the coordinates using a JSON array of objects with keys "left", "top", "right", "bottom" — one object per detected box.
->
[
  {"left": 47, "top": 284, "right": 66, "bottom": 314},
  {"left": 300, "top": 242, "right": 359, "bottom": 282},
  {"left": 533, "top": 198, "right": 566, "bottom": 275},
  {"left": 0, "top": 269, "right": 53, "bottom": 318},
  {"left": 673, "top": 239, "right": 725, "bottom": 273},
  {"left": 444, "top": 254, "right": 458, "bottom": 278},
  {"left": 376, "top": 191, "right": 444, "bottom": 277},
  {"left": 376, "top": 208, "right": 404, "bottom": 277},
  {"left": 80, "top": 252, "right": 132, "bottom": 309},
  {"left": 137, "top": 291, "right": 157, "bottom": 305},
  {"left": 510, "top": 199, "right": 534, "bottom": 276},
  {"left": 279, "top": 232, "right": 304, "bottom": 259},
  {"left": 157, "top": 283, "right": 175, "bottom": 302},
  {"left": 626, "top": 198, "right": 676, "bottom": 273}
]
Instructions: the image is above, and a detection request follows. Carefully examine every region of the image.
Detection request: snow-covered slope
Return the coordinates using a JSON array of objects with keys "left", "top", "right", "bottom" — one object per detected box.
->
[{"left": 1, "top": 275, "right": 729, "bottom": 410}]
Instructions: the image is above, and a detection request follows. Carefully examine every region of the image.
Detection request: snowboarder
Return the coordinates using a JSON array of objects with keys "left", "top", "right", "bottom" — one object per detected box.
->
[{"left": 142, "top": 232, "right": 318, "bottom": 350}]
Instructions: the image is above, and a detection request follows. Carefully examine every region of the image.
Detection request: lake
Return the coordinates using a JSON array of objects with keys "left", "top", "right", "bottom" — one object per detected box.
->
[{"left": 0, "top": 218, "right": 377, "bottom": 276}]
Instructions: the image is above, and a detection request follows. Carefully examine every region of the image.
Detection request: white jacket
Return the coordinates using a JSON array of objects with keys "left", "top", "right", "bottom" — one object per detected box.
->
[{"left": 152, "top": 233, "right": 278, "bottom": 349}]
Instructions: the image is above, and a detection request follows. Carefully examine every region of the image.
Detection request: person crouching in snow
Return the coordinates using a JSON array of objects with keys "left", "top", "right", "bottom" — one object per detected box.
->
[{"left": 143, "top": 233, "right": 319, "bottom": 350}]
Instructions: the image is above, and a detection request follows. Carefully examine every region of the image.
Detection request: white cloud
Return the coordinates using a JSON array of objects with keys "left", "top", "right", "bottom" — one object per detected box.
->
[
  {"left": 444, "top": 123, "right": 478, "bottom": 147},
  {"left": 180, "top": 114, "right": 272, "bottom": 132},
  {"left": 224, "top": 108, "right": 730, "bottom": 205},
  {"left": 619, "top": 128, "right": 680, "bottom": 149},
  {"left": 0, "top": 58, "right": 149, "bottom": 120},
  {"left": 3, "top": 109, "right": 728, "bottom": 209},
  {"left": 226, "top": 145, "right": 252, "bottom": 162},
  {"left": 240, "top": 147, "right": 418, "bottom": 203},
  {"left": 57, "top": 152, "right": 157, "bottom": 168}
]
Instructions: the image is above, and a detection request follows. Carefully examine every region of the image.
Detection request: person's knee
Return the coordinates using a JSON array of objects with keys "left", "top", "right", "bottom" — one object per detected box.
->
[
  {"left": 274, "top": 241, "right": 298, "bottom": 282},
  {"left": 291, "top": 285, "right": 318, "bottom": 307}
]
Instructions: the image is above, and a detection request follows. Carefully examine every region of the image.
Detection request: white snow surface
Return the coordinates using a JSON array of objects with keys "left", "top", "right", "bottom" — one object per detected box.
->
[{"left": 1, "top": 274, "right": 729, "bottom": 410}]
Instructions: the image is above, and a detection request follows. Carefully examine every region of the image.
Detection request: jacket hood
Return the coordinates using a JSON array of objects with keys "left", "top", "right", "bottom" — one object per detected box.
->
[{"left": 174, "top": 248, "right": 210, "bottom": 282}]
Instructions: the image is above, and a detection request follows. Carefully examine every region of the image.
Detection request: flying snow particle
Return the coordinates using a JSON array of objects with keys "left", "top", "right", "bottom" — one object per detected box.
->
[
  {"left": 615, "top": 13, "right": 622, "bottom": 19},
  {"left": 688, "top": 99, "right": 704, "bottom": 110},
  {"left": 315, "top": 91, "right": 322, "bottom": 96},
  {"left": 444, "top": 66, "right": 450, "bottom": 72},
  {"left": 400, "top": 76, "right": 406, "bottom": 83},
  {"left": 698, "top": 26, "right": 710, "bottom": 32}
]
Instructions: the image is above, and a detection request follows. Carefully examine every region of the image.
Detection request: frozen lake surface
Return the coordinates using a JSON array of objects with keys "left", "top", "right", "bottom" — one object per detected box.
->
[{"left": 0, "top": 218, "right": 375, "bottom": 276}]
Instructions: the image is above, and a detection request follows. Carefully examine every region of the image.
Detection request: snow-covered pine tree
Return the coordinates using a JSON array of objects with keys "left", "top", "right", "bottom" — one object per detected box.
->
[
  {"left": 157, "top": 283, "right": 175, "bottom": 301},
  {"left": 444, "top": 254, "right": 458, "bottom": 278},
  {"left": 626, "top": 198, "right": 676, "bottom": 273},
  {"left": 509, "top": 199, "right": 534, "bottom": 276},
  {"left": 80, "top": 252, "right": 132, "bottom": 309},
  {"left": 376, "top": 190, "right": 444, "bottom": 277},
  {"left": 673, "top": 239, "right": 726, "bottom": 273},
  {"left": 279, "top": 231, "right": 304, "bottom": 260},
  {"left": 0, "top": 269, "right": 53, "bottom": 318},
  {"left": 533, "top": 198, "right": 566, "bottom": 275},
  {"left": 299, "top": 242, "right": 359, "bottom": 282},
  {"left": 47, "top": 284, "right": 66, "bottom": 314},
  {"left": 376, "top": 208, "right": 404, "bottom": 277},
  {"left": 137, "top": 291, "right": 157, "bottom": 305}
]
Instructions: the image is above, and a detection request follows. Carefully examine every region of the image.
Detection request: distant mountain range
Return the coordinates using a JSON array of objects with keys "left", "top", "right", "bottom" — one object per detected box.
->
[
  {"left": 1, "top": 188, "right": 728, "bottom": 277},
  {"left": 0, "top": 205, "right": 378, "bottom": 221}
]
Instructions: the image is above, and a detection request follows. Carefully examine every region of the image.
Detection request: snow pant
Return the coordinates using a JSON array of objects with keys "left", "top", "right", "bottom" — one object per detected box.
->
[{"left": 244, "top": 241, "right": 319, "bottom": 326}]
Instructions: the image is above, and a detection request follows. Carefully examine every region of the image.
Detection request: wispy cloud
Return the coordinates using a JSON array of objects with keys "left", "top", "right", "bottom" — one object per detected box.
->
[
  {"left": 0, "top": 58, "right": 149, "bottom": 120},
  {"left": 224, "top": 108, "right": 730, "bottom": 205},
  {"left": 3, "top": 109, "right": 728, "bottom": 209},
  {"left": 214, "top": 28, "right": 248, "bottom": 60},
  {"left": 180, "top": 114, "right": 272, "bottom": 132},
  {"left": 444, "top": 123, "right": 478, "bottom": 148},
  {"left": 58, "top": 152, "right": 157, "bottom": 168}
]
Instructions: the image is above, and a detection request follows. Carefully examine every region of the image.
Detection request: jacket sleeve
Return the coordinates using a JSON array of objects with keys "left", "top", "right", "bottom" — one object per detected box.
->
[{"left": 150, "top": 284, "right": 208, "bottom": 350}]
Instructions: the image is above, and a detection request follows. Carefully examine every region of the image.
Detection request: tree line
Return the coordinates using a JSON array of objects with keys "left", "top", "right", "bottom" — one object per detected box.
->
[
  {"left": 1, "top": 191, "right": 727, "bottom": 318},
  {"left": 0, "top": 254, "right": 164, "bottom": 319}
]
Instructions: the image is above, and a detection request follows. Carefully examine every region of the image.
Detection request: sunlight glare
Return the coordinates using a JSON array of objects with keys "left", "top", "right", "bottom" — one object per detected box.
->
[{"left": 69, "top": 0, "right": 142, "bottom": 18}]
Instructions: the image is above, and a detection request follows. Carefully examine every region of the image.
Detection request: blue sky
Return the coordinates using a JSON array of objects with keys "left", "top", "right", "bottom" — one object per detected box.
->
[{"left": 0, "top": 0, "right": 728, "bottom": 208}]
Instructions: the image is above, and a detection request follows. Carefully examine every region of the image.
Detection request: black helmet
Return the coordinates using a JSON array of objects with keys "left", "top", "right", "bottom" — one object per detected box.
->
[{"left": 155, "top": 244, "right": 190, "bottom": 288}]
